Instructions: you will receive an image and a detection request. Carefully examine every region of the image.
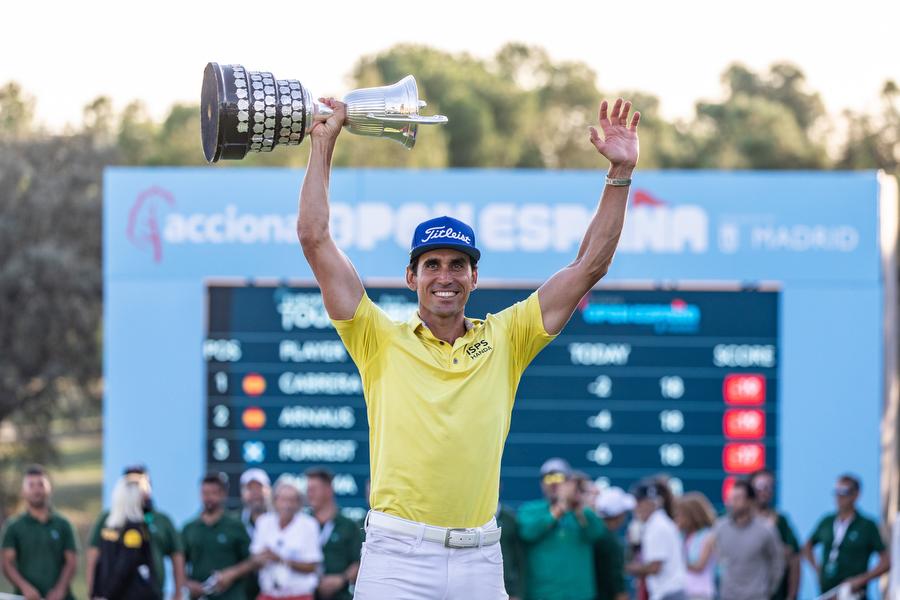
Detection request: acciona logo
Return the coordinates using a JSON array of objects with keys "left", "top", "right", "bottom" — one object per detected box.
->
[
  {"left": 162, "top": 204, "right": 296, "bottom": 245},
  {"left": 127, "top": 187, "right": 709, "bottom": 260},
  {"left": 127, "top": 186, "right": 176, "bottom": 263}
]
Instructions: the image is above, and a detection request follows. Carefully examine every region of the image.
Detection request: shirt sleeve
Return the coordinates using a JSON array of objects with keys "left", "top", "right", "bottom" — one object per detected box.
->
[
  {"left": 0, "top": 521, "right": 17, "bottom": 550},
  {"left": 808, "top": 517, "right": 828, "bottom": 546},
  {"left": 581, "top": 508, "right": 608, "bottom": 543},
  {"left": 61, "top": 518, "right": 78, "bottom": 552},
  {"left": 868, "top": 519, "right": 887, "bottom": 553},
  {"left": 249, "top": 517, "right": 266, "bottom": 555},
  {"left": 88, "top": 512, "right": 107, "bottom": 548},
  {"left": 159, "top": 513, "right": 183, "bottom": 554},
  {"left": 492, "top": 291, "right": 557, "bottom": 374},
  {"left": 331, "top": 294, "right": 394, "bottom": 371},
  {"left": 778, "top": 514, "right": 800, "bottom": 552},
  {"left": 234, "top": 521, "right": 251, "bottom": 561},
  {"left": 297, "top": 519, "right": 323, "bottom": 563},
  {"left": 516, "top": 502, "right": 558, "bottom": 544},
  {"left": 180, "top": 524, "right": 193, "bottom": 564}
]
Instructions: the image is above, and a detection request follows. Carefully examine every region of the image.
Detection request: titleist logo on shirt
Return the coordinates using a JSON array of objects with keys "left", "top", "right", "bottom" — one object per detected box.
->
[{"left": 420, "top": 226, "right": 472, "bottom": 245}]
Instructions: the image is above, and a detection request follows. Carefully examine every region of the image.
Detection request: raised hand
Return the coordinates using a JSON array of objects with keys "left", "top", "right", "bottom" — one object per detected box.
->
[
  {"left": 589, "top": 98, "right": 640, "bottom": 169},
  {"left": 308, "top": 97, "right": 347, "bottom": 143}
]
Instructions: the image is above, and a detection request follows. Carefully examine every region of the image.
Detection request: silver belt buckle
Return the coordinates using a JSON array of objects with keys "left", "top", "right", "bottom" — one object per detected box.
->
[{"left": 444, "top": 527, "right": 478, "bottom": 548}]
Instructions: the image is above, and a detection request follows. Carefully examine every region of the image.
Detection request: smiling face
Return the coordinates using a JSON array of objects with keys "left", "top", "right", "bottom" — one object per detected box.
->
[{"left": 406, "top": 248, "right": 478, "bottom": 321}]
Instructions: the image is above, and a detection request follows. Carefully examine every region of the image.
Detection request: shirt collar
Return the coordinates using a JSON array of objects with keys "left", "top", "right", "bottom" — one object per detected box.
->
[
  {"left": 407, "top": 312, "right": 481, "bottom": 336},
  {"left": 24, "top": 509, "right": 54, "bottom": 524}
]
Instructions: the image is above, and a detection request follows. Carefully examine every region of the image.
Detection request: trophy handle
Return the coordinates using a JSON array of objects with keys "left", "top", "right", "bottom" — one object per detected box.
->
[{"left": 365, "top": 113, "right": 449, "bottom": 125}]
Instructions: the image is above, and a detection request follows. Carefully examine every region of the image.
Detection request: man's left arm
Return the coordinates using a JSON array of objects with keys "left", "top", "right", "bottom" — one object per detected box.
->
[
  {"left": 847, "top": 522, "right": 890, "bottom": 592},
  {"left": 46, "top": 550, "right": 77, "bottom": 600},
  {"left": 46, "top": 520, "right": 78, "bottom": 600},
  {"left": 537, "top": 98, "right": 640, "bottom": 335},
  {"left": 847, "top": 550, "right": 890, "bottom": 592}
]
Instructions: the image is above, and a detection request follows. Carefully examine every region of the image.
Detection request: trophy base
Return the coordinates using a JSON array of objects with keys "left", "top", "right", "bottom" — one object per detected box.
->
[{"left": 201, "top": 63, "right": 252, "bottom": 163}]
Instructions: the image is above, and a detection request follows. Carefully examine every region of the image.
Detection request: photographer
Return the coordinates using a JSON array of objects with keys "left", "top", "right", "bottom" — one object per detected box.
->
[{"left": 518, "top": 458, "right": 606, "bottom": 600}]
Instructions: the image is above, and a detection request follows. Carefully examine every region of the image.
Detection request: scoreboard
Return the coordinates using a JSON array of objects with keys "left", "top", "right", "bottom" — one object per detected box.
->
[{"left": 205, "top": 283, "right": 778, "bottom": 515}]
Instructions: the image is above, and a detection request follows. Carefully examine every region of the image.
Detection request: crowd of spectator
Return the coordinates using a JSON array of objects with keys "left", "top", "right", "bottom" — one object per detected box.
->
[
  {"left": 2, "top": 465, "right": 360, "bottom": 600},
  {"left": 0, "top": 462, "right": 893, "bottom": 600}
]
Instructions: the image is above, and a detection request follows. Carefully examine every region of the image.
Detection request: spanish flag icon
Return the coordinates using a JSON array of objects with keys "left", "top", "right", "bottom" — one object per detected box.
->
[
  {"left": 242, "top": 373, "right": 266, "bottom": 396},
  {"left": 242, "top": 407, "right": 266, "bottom": 430}
]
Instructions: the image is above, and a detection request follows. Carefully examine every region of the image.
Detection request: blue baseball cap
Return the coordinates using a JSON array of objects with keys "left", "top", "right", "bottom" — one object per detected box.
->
[{"left": 409, "top": 216, "right": 481, "bottom": 263}]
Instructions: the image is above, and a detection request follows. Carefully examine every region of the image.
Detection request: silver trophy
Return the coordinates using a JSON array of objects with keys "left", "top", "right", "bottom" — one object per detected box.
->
[{"left": 201, "top": 62, "right": 448, "bottom": 163}]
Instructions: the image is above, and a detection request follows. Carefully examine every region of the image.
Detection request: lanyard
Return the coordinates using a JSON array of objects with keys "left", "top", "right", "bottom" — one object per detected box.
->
[
  {"left": 829, "top": 515, "right": 855, "bottom": 564},
  {"left": 319, "top": 519, "right": 335, "bottom": 547}
]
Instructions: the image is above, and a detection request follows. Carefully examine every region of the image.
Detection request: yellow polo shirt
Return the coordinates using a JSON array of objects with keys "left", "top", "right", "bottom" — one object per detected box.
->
[{"left": 332, "top": 291, "right": 555, "bottom": 528}]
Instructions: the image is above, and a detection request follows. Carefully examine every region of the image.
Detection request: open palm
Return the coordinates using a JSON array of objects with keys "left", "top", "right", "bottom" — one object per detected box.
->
[{"left": 589, "top": 98, "right": 640, "bottom": 167}]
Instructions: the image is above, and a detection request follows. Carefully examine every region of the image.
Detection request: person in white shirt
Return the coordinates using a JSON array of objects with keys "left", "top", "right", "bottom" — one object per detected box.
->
[
  {"left": 250, "top": 478, "right": 323, "bottom": 600},
  {"left": 626, "top": 478, "right": 687, "bottom": 600}
]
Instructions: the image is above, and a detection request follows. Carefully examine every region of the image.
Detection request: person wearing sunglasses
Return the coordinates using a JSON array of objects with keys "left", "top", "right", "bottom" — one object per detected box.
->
[
  {"left": 802, "top": 475, "right": 890, "bottom": 599},
  {"left": 518, "top": 458, "right": 607, "bottom": 600},
  {"left": 748, "top": 469, "right": 800, "bottom": 600}
]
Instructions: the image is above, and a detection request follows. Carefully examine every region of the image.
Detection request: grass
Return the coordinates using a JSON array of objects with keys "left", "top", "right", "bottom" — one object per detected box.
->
[{"left": 1, "top": 428, "right": 103, "bottom": 599}]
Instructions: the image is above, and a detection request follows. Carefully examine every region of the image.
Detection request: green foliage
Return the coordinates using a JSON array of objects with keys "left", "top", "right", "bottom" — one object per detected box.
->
[
  {"left": 837, "top": 81, "right": 900, "bottom": 172},
  {"left": 0, "top": 133, "right": 108, "bottom": 512},
  {"left": 691, "top": 63, "right": 829, "bottom": 169},
  {"left": 0, "top": 82, "right": 35, "bottom": 139}
]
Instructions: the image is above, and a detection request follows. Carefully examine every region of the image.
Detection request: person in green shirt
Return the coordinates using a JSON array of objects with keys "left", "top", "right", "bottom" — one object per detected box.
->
[
  {"left": 750, "top": 469, "right": 801, "bottom": 600},
  {"left": 182, "top": 473, "right": 259, "bottom": 600},
  {"left": 87, "top": 465, "right": 187, "bottom": 600},
  {"left": 518, "top": 458, "right": 606, "bottom": 600},
  {"left": 594, "top": 487, "right": 636, "bottom": 600},
  {"left": 802, "top": 474, "right": 889, "bottom": 599},
  {"left": 1, "top": 465, "right": 77, "bottom": 600},
  {"left": 304, "top": 468, "right": 362, "bottom": 600}
]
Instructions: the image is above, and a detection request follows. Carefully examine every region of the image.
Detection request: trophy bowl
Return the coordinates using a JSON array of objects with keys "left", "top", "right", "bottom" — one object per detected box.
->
[{"left": 201, "top": 62, "right": 448, "bottom": 163}]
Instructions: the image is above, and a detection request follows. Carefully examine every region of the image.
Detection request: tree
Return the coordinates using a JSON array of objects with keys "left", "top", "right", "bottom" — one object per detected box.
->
[
  {"left": 691, "top": 62, "right": 829, "bottom": 169},
  {"left": 0, "top": 82, "right": 35, "bottom": 139},
  {"left": 837, "top": 80, "right": 900, "bottom": 172},
  {"left": 0, "top": 131, "right": 109, "bottom": 511}
]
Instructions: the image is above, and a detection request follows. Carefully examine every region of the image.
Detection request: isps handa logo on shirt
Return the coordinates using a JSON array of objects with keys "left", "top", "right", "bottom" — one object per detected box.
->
[{"left": 465, "top": 339, "right": 493, "bottom": 361}]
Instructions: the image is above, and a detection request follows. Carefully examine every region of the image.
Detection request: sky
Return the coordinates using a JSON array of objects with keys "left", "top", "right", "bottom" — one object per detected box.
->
[{"left": 3, "top": 0, "right": 898, "bottom": 130}]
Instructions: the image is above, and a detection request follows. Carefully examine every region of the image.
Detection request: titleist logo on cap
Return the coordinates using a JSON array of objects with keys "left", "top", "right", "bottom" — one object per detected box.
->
[{"left": 420, "top": 226, "right": 472, "bottom": 245}]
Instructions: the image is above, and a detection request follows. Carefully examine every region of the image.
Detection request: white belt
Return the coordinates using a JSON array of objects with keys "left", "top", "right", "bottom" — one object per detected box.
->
[{"left": 366, "top": 511, "right": 502, "bottom": 549}]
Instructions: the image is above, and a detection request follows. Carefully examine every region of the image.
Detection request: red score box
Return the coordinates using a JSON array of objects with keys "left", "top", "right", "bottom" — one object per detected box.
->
[
  {"left": 723, "top": 374, "right": 766, "bottom": 405},
  {"left": 723, "top": 443, "right": 765, "bottom": 473},
  {"left": 723, "top": 409, "right": 766, "bottom": 439}
]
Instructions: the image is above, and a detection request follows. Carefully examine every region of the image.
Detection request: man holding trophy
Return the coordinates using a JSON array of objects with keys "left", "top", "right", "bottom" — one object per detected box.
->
[
  {"left": 298, "top": 96, "right": 639, "bottom": 599},
  {"left": 201, "top": 61, "right": 641, "bottom": 599}
]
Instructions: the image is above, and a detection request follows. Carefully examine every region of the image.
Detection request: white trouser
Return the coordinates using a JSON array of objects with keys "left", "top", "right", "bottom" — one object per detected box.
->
[{"left": 354, "top": 510, "right": 508, "bottom": 600}]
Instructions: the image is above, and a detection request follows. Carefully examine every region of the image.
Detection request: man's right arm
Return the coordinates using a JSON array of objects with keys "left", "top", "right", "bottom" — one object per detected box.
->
[
  {"left": 803, "top": 519, "right": 824, "bottom": 573},
  {"left": 2, "top": 548, "right": 41, "bottom": 600},
  {"left": 298, "top": 98, "right": 364, "bottom": 321}
]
